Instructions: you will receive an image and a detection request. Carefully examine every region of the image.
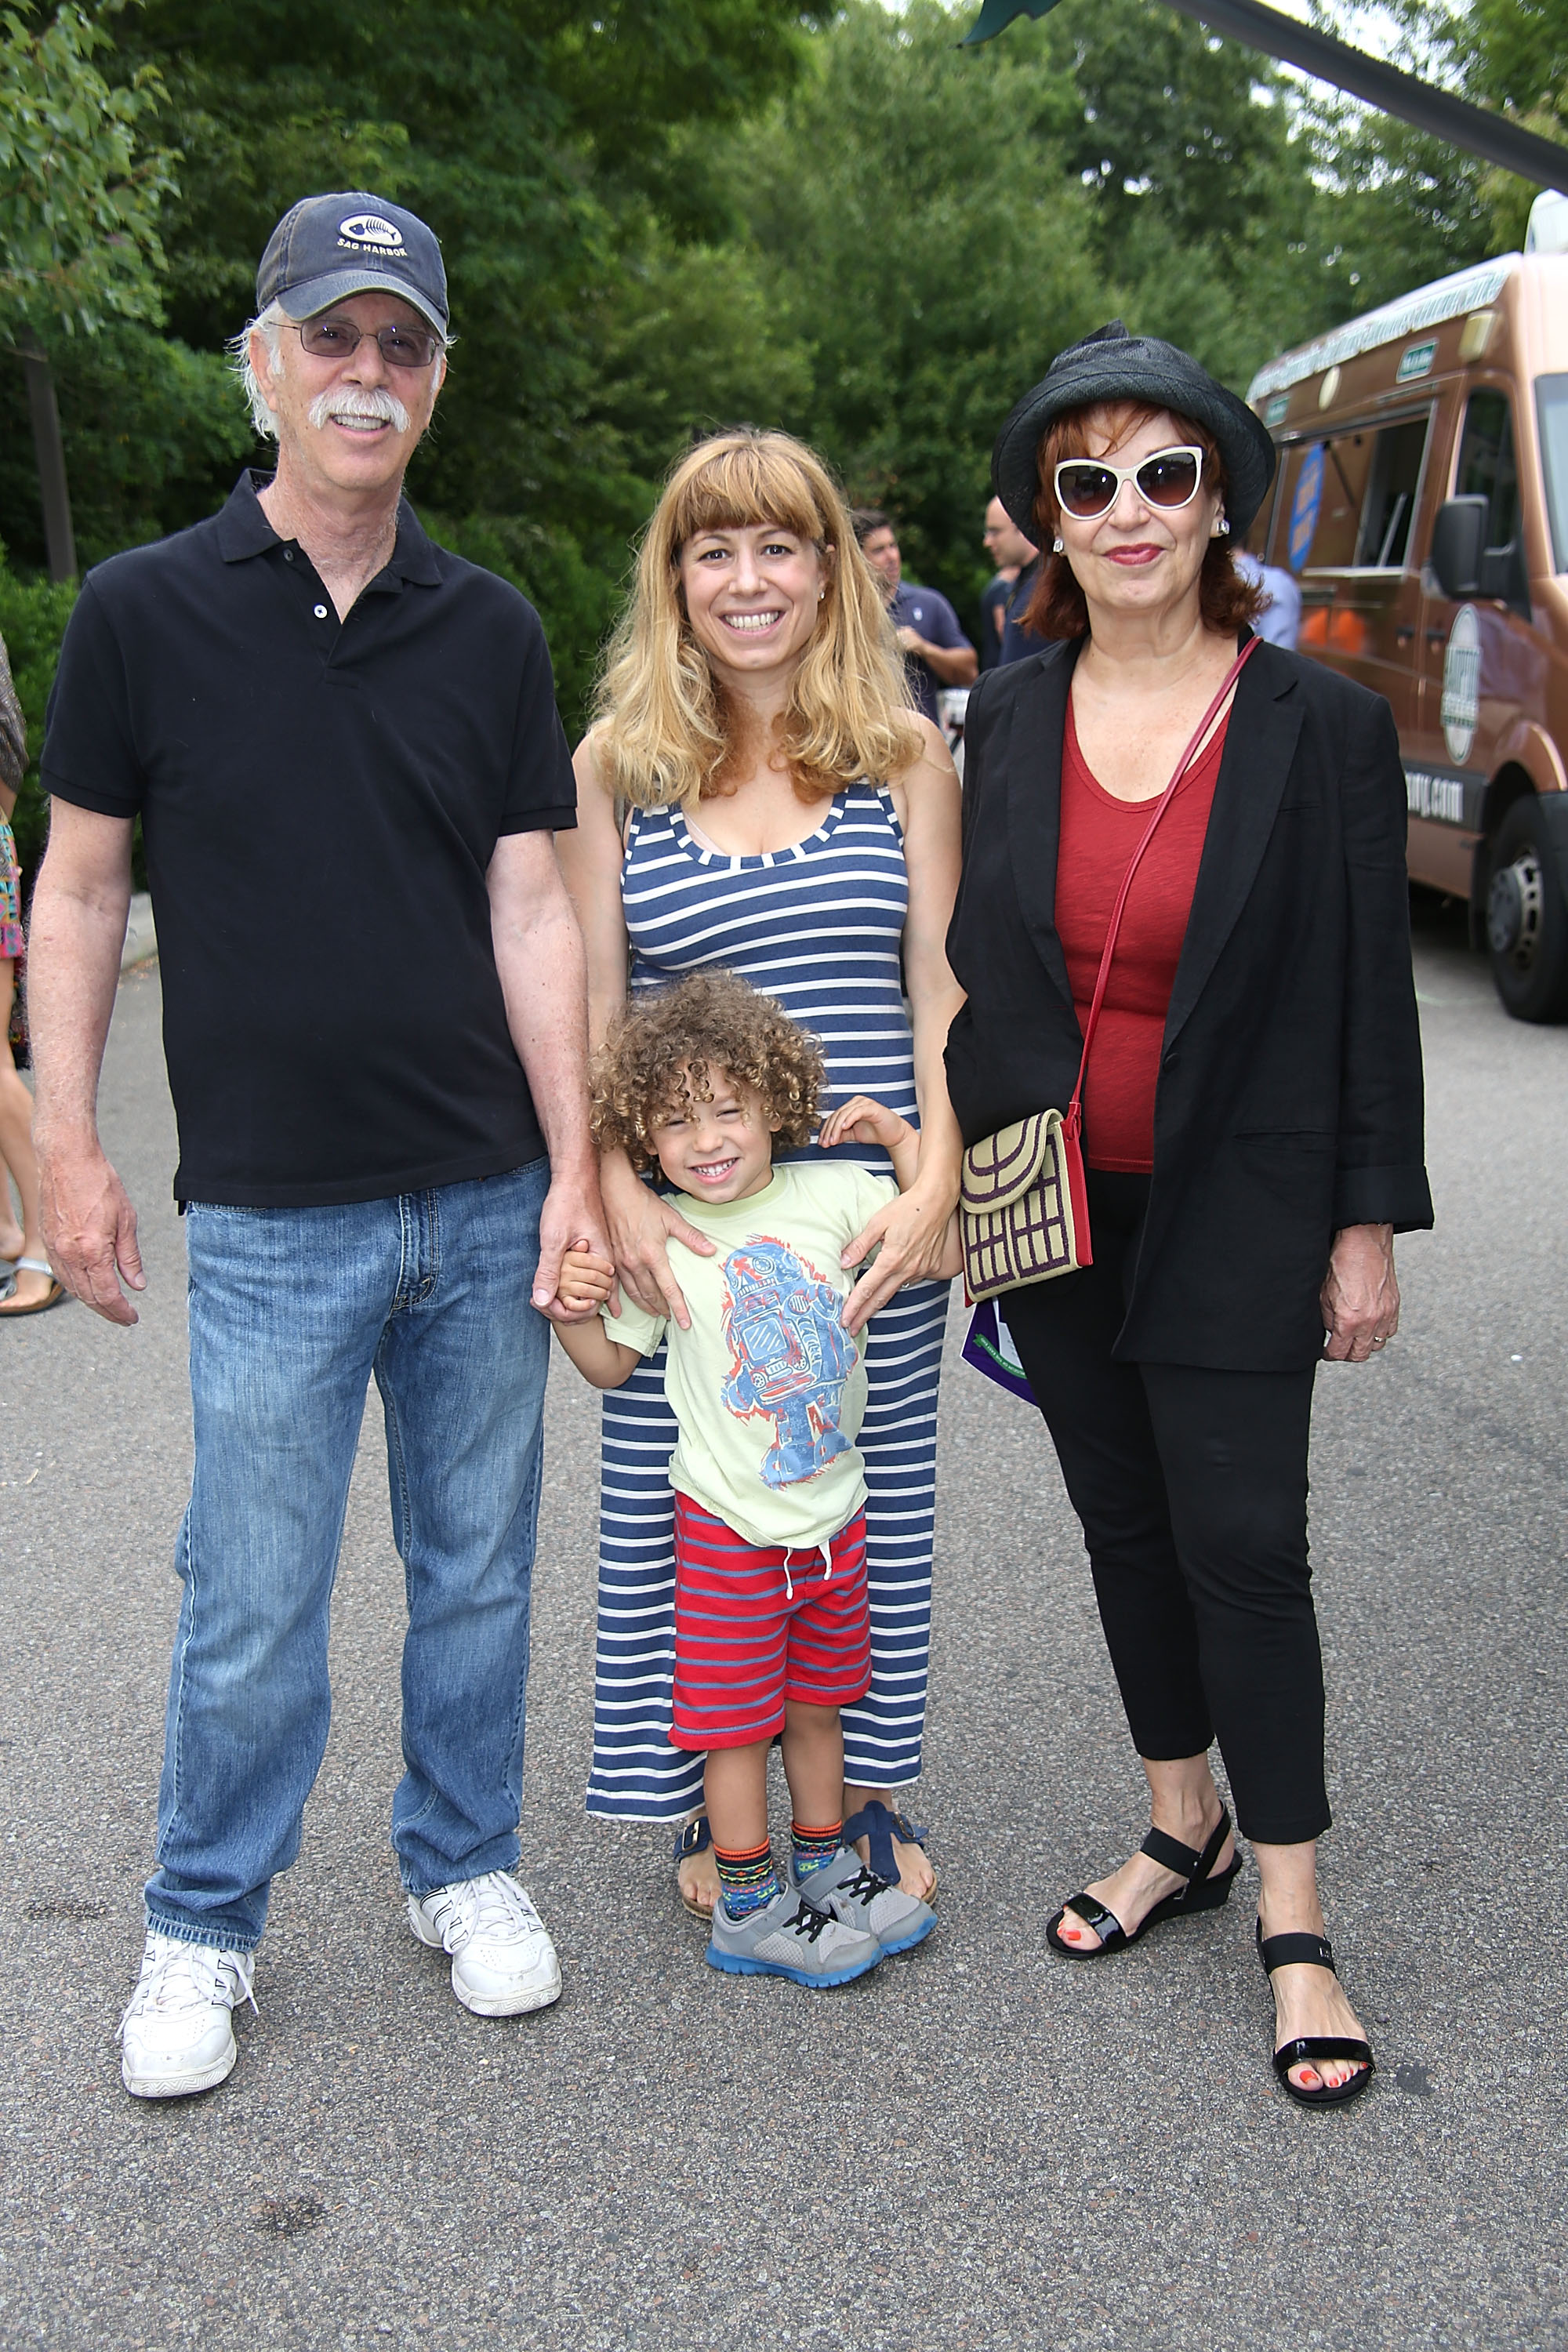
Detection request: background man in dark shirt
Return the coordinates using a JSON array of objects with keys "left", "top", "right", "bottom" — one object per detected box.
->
[
  {"left": 979, "top": 495, "right": 1039, "bottom": 671},
  {"left": 851, "top": 508, "right": 977, "bottom": 722},
  {"left": 27, "top": 192, "right": 608, "bottom": 2100}
]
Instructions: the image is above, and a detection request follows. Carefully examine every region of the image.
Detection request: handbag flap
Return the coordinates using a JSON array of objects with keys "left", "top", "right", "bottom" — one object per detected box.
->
[{"left": 961, "top": 1110, "right": 1060, "bottom": 1213}]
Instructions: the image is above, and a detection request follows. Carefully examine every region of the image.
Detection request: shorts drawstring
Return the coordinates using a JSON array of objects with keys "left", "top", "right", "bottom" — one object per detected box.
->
[{"left": 782, "top": 1534, "right": 837, "bottom": 1602}]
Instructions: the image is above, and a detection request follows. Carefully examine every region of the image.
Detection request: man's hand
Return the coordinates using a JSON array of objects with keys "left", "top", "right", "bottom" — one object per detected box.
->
[
  {"left": 532, "top": 1163, "right": 612, "bottom": 1324},
  {"left": 1320, "top": 1222, "right": 1399, "bottom": 1363},
  {"left": 36, "top": 1134, "right": 145, "bottom": 1326},
  {"left": 601, "top": 1150, "right": 715, "bottom": 1330}
]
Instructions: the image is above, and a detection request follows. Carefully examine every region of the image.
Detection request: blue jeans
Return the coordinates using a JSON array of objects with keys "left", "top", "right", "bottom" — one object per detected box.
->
[{"left": 145, "top": 1160, "right": 551, "bottom": 1951}]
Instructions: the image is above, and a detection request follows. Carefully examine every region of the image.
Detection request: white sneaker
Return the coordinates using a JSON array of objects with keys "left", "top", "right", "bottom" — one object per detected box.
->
[
  {"left": 119, "top": 1930, "right": 257, "bottom": 2100},
  {"left": 407, "top": 1870, "right": 562, "bottom": 2017}
]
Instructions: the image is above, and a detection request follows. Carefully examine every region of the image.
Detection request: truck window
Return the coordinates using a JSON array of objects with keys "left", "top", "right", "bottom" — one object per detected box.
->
[
  {"left": 1280, "top": 432, "right": 1373, "bottom": 570},
  {"left": 1456, "top": 389, "right": 1520, "bottom": 551},
  {"left": 1353, "top": 414, "right": 1430, "bottom": 568},
  {"left": 1535, "top": 376, "right": 1568, "bottom": 572}
]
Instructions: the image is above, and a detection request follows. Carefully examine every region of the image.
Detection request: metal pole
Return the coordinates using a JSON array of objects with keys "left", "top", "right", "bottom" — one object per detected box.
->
[
  {"left": 1156, "top": 0, "right": 1568, "bottom": 191},
  {"left": 14, "top": 326, "right": 78, "bottom": 583},
  {"left": 962, "top": 0, "right": 1568, "bottom": 191}
]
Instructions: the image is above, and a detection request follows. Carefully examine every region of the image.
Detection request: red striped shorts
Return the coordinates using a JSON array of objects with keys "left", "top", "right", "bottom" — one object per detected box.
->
[{"left": 670, "top": 1494, "right": 872, "bottom": 1751}]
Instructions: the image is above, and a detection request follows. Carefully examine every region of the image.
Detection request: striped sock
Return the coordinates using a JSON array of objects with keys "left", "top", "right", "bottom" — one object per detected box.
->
[
  {"left": 792, "top": 1820, "right": 843, "bottom": 1880},
  {"left": 714, "top": 1836, "right": 780, "bottom": 1921}
]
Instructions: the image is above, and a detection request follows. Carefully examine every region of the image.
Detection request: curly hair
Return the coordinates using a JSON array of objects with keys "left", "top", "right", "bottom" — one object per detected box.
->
[
  {"left": 591, "top": 970, "right": 826, "bottom": 1173},
  {"left": 1022, "top": 401, "right": 1266, "bottom": 642},
  {"left": 592, "top": 427, "right": 922, "bottom": 810}
]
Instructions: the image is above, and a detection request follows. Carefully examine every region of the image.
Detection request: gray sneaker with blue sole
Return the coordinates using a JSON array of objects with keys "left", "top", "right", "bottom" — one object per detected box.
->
[
  {"left": 706, "top": 1883, "right": 882, "bottom": 1987},
  {"left": 789, "top": 1846, "right": 937, "bottom": 1955}
]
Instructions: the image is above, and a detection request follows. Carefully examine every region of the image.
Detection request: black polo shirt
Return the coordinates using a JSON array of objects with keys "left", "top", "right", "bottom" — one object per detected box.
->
[{"left": 42, "top": 471, "right": 576, "bottom": 1207}]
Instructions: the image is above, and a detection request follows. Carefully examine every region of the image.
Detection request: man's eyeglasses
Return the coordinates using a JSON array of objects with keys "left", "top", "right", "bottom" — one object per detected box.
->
[
  {"left": 1054, "top": 445, "right": 1207, "bottom": 523},
  {"left": 292, "top": 318, "right": 443, "bottom": 370}
]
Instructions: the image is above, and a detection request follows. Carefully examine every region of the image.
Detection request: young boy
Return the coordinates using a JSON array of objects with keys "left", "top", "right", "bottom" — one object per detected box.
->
[{"left": 554, "top": 970, "right": 958, "bottom": 1987}]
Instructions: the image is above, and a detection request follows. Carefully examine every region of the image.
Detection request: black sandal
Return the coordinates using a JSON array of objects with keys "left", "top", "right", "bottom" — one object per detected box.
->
[
  {"left": 1256, "top": 1922, "right": 1375, "bottom": 2107},
  {"left": 1046, "top": 1806, "right": 1241, "bottom": 1958}
]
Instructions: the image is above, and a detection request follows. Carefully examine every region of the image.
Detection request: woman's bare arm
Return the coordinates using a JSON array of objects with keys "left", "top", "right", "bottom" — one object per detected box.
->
[
  {"left": 840, "top": 719, "right": 966, "bottom": 1330},
  {"left": 557, "top": 734, "right": 715, "bottom": 1325}
]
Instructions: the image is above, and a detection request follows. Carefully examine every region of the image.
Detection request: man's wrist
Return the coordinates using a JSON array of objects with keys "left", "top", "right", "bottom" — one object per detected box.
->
[
  {"left": 539, "top": 1131, "right": 598, "bottom": 1181},
  {"left": 31, "top": 1112, "right": 103, "bottom": 1159}
]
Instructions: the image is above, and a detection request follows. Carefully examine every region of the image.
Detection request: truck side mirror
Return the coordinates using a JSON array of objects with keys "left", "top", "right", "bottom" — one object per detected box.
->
[
  {"left": 1479, "top": 536, "right": 1531, "bottom": 618},
  {"left": 1430, "top": 496, "right": 1488, "bottom": 600}
]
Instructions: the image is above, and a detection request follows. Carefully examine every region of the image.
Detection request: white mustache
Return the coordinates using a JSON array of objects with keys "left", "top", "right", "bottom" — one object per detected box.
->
[{"left": 307, "top": 384, "right": 410, "bottom": 434}]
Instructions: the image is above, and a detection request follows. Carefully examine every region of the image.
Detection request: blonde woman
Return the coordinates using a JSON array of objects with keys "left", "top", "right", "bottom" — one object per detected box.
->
[{"left": 558, "top": 429, "right": 963, "bottom": 1911}]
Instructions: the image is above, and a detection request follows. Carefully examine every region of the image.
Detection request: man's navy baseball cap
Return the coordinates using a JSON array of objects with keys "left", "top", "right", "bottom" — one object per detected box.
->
[{"left": 257, "top": 191, "right": 448, "bottom": 338}]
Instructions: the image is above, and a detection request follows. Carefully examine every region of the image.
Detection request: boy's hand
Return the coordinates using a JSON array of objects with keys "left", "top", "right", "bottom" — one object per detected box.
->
[
  {"left": 557, "top": 1243, "right": 617, "bottom": 1315},
  {"left": 818, "top": 1094, "right": 913, "bottom": 1152}
]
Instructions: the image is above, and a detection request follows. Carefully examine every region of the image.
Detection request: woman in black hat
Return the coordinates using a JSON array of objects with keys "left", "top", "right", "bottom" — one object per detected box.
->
[{"left": 945, "top": 325, "right": 1432, "bottom": 2106}]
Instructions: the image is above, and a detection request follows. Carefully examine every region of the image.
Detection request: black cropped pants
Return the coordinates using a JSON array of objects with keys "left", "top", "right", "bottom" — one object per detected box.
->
[{"left": 1002, "top": 1172, "right": 1330, "bottom": 1846}]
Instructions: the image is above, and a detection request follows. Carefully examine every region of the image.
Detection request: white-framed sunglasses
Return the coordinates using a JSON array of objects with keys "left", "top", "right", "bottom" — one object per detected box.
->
[{"left": 1053, "top": 444, "right": 1207, "bottom": 522}]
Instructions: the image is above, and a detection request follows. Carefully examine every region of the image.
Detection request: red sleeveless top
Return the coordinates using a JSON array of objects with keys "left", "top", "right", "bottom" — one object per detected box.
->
[{"left": 1054, "top": 699, "right": 1229, "bottom": 1173}]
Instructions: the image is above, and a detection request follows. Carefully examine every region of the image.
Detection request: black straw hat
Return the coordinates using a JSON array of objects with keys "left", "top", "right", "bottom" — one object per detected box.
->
[{"left": 993, "top": 321, "right": 1276, "bottom": 539}]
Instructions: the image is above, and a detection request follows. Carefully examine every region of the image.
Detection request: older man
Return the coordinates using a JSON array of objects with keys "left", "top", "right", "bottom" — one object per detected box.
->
[{"left": 28, "top": 193, "right": 607, "bottom": 2098}]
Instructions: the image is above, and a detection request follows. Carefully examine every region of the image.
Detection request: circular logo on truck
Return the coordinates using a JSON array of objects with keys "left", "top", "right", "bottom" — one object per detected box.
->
[{"left": 1441, "top": 604, "right": 1481, "bottom": 764}]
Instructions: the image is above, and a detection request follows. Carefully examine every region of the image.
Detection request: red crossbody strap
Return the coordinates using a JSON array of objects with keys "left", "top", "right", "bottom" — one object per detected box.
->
[{"left": 1067, "top": 637, "right": 1260, "bottom": 1118}]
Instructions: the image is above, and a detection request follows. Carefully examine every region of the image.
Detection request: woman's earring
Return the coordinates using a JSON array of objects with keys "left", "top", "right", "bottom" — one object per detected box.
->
[
  {"left": 1212, "top": 512, "right": 1228, "bottom": 538},
  {"left": 1052, "top": 535, "right": 1065, "bottom": 554}
]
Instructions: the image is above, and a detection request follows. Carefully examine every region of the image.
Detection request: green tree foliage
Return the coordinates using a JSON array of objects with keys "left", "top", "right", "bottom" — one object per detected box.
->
[
  {"left": 0, "top": 0, "right": 1544, "bottom": 769},
  {"left": 0, "top": 0, "right": 174, "bottom": 334},
  {"left": 718, "top": 0, "right": 1385, "bottom": 624}
]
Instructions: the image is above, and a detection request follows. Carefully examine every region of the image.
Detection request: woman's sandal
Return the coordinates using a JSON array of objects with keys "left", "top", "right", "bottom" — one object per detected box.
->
[
  {"left": 673, "top": 1814, "right": 714, "bottom": 1919},
  {"left": 842, "top": 1799, "right": 937, "bottom": 1905},
  {"left": 0, "top": 1258, "right": 67, "bottom": 1317},
  {"left": 1256, "top": 1922, "right": 1375, "bottom": 2108},
  {"left": 1046, "top": 1805, "right": 1241, "bottom": 1958}
]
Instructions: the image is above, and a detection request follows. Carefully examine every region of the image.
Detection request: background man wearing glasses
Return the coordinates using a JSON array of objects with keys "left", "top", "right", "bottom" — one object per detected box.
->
[{"left": 27, "top": 193, "right": 608, "bottom": 2099}]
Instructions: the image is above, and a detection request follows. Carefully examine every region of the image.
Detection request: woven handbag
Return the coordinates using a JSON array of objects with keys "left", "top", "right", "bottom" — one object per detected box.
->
[{"left": 960, "top": 639, "right": 1259, "bottom": 1304}]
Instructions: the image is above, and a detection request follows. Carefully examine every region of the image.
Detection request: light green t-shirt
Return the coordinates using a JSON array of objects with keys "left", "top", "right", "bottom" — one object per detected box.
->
[{"left": 605, "top": 1162, "right": 899, "bottom": 1552}]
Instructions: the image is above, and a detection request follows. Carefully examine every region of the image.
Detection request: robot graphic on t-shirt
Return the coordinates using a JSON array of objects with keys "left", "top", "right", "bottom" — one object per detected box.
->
[{"left": 719, "top": 1238, "right": 858, "bottom": 1490}]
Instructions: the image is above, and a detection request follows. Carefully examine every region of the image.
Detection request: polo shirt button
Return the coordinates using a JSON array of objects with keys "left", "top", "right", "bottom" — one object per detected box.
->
[{"left": 313, "top": 604, "right": 328, "bottom": 619}]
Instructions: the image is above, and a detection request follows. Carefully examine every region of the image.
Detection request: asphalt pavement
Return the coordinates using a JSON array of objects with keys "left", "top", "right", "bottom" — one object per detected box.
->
[{"left": 2, "top": 898, "right": 1564, "bottom": 2351}]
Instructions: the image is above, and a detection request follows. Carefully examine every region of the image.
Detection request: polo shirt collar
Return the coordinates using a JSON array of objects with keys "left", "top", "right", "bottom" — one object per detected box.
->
[{"left": 213, "top": 468, "right": 442, "bottom": 588}]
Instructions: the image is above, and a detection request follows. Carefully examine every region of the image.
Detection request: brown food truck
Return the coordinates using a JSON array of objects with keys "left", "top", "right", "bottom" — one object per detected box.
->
[{"left": 1246, "top": 225, "right": 1568, "bottom": 1019}]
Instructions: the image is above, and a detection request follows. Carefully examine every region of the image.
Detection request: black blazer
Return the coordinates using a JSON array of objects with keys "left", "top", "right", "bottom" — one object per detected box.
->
[{"left": 944, "top": 632, "right": 1435, "bottom": 1372}]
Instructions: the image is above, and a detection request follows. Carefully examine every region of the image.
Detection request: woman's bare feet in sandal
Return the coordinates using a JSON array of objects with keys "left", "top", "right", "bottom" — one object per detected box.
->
[
  {"left": 1053, "top": 1796, "right": 1234, "bottom": 1952},
  {"left": 1256, "top": 1875, "right": 1370, "bottom": 2096},
  {"left": 843, "top": 1786, "right": 935, "bottom": 1901},
  {"left": 676, "top": 1818, "right": 719, "bottom": 1918},
  {"left": 1054, "top": 1751, "right": 1233, "bottom": 1953}
]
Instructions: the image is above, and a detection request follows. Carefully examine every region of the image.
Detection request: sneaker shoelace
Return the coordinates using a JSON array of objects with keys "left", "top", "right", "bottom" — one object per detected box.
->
[
  {"left": 120, "top": 1940, "right": 257, "bottom": 2037},
  {"left": 836, "top": 1864, "right": 893, "bottom": 1911},
  {"left": 783, "top": 1900, "right": 837, "bottom": 1946},
  {"left": 426, "top": 1871, "right": 543, "bottom": 1954}
]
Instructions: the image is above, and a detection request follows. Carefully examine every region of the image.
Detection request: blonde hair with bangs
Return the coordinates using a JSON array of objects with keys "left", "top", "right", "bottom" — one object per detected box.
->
[{"left": 593, "top": 428, "right": 924, "bottom": 808}]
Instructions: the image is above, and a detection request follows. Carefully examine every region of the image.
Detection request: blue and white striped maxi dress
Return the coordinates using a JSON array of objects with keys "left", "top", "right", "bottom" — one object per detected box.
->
[{"left": 585, "top": 782, "right": 949, "bottom": 1818}]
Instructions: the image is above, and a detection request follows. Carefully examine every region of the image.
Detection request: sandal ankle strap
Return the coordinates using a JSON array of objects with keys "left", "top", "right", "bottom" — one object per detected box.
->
[{"left": 1141, "top": 1805, "right": 1232, "bottom": 1886}]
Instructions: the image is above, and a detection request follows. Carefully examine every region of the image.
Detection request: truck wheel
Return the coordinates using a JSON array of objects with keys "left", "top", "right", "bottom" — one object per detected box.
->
[{"left": 1485, "top": 797, "right": 1568, "bottom": 1022}]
